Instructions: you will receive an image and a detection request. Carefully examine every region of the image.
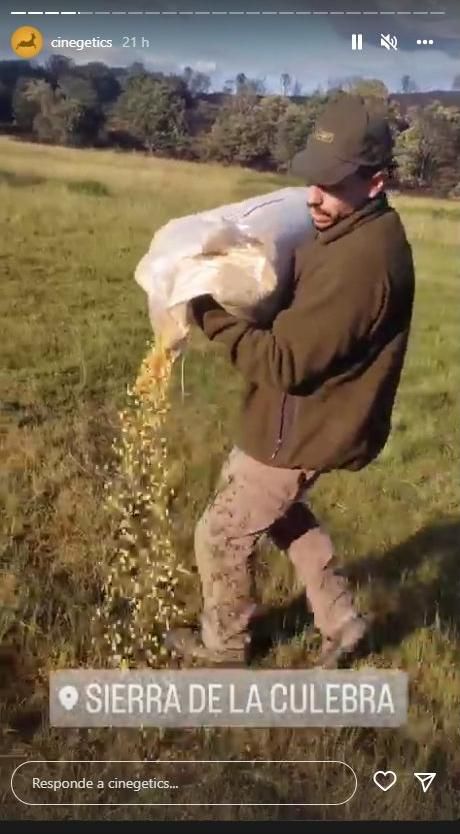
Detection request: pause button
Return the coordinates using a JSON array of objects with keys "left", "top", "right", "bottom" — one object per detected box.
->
[{"left": 352, "top": 33, "right": 363, "bottom": 51}]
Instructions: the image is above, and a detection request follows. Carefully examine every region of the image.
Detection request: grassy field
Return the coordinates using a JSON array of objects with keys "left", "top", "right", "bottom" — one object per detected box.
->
[{"left": 0, "top": 137, "right": 459, "bottom": 821}]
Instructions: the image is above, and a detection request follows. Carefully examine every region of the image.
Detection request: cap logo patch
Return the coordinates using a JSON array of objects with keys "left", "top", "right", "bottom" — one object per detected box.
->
[{"left": 314, "top": 127, "right": 334, "bottom": 143}]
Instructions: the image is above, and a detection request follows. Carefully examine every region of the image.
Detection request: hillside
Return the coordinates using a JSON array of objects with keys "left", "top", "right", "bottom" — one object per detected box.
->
[{"left": 1, "top": 138, "right": 459, "bottom": 821}]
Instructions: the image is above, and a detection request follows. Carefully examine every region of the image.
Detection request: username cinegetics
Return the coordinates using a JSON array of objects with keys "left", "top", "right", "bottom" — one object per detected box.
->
[{"left": 50, "top": 37, "right": 113, "bottom": 52}]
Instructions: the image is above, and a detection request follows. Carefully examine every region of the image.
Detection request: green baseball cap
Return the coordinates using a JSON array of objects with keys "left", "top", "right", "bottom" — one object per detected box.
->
[{"left": 290, "top": 93, "right": 393, "bottom": 186}]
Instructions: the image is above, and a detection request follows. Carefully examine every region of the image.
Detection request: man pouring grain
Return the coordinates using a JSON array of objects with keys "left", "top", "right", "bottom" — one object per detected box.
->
[{"left": 165, "top": 94, "right": 415, "bottom": 668}]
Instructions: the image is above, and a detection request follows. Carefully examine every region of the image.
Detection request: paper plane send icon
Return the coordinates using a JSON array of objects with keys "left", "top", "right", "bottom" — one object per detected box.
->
[{"left": 414, "top": 773, "right": 436, "bottom": 792}]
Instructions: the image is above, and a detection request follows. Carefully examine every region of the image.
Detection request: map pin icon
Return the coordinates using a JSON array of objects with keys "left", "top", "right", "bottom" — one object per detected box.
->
[{"left": 58, "top": 685, "right": 79, "bottom": 711}]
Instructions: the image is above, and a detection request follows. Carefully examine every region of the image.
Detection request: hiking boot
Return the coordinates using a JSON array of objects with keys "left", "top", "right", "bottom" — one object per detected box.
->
[
  {"left": 164, "top": 627, "right": 248, "bottom": 667},
  {"left": 316, "top": 615, "right": 368, "bottom": 669}
]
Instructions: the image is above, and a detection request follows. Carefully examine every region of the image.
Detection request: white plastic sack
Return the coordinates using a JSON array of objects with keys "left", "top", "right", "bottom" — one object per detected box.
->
[{"left": 135, "top": 187, "right": 312, "bottom": 351}]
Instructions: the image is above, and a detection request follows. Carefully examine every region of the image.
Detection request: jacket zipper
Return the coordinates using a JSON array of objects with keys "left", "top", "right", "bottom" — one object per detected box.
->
[{"left": 270, "top": 392, "right": 287, "bottom": 461}]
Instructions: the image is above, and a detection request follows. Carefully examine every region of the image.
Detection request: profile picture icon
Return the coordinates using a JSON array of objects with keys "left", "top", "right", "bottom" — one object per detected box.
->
[{"left": 11, "top": 26, "right": 44, "bottom": 59}]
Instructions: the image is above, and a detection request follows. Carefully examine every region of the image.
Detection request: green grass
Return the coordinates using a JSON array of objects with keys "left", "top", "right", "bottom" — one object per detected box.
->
[{"left": 0, "top": 137, "right": 459, "bottom": 821}]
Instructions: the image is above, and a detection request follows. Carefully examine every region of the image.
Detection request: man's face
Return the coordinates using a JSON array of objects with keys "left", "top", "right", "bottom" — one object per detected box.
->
[{"left": 307, "top": 171, "right": 385, "bottom": 231}]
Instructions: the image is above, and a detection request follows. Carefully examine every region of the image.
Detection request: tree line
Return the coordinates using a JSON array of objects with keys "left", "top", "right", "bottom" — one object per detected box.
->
[{"left": 1, "top": 57, "right": 460, "bottom": 196}]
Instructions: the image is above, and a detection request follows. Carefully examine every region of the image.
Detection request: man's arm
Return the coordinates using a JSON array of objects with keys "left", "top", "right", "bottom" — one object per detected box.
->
[{"left": 190, "top": 260, "right": 387, "bottom": 394}]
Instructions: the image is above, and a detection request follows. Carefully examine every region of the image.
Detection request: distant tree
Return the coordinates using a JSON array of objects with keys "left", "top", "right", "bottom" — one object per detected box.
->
[
  {"left": 232, "top": 74, "right": 266, "bottom": 98},
  {"left": 12, "top": 76, "right": 41, "bottom": 131},
  {"left": 187, "top": 98, "right": 220, "bottom": 158},
  {"left": 189, "top": 71, "right": 211, "bottom": 96},
  {"left": 109, "top": 74, "right": 190, "bottom": 154},
  {"left": 17, "top": 78, "right": 85, "bottom": 145},
  {"left": 0, "top": 59, "right": 44, "bottom": 121},
  {"left": 280, "top": 73, "right": 292, "bottom": 96},
  {"left": 394, "top": 102, "right": 460, "bottom": 189},
  {"left": 182, "top": 66, "right": 193, "bottom": 88},
  {"left": 401, "top": 74, "right": 418, "bottom": 94},
  {"left": 252, "top": 78, "right": 266, "bottom": 95},
  {"left": 235, "top": 72, "right": 248, "bottom": 94},
  {"left": 291, "top": 79, "right": 303, "bottom": 97},
  {"left": 0, "top": 59, "right": 36, "bottom": 87},
  {"left": 58, "top": 74, "right": 104, "bottom": 143},
  {"left": 45, "top": 55, "right": 75, "bottom": 84},
  {"left": 394, "top": 120, "right": 423, "bottom": 183},
  {"left": 36, "top": 97, "right": 83, "bottom": 146},
  {"left": 5, "top": 55, "right": 460, "bottom": 180},
  {"left": 126, "top": 62, "right": 146, "bottom": 79},
  {"left": 259, "top": 95, "right": 289, "bottom": 150},
  {"left": 204, "top": 93, "right": 286, "bottom": 167},
  {"left": 58, "top": 74, "right": 98, "bottom": 109},
  {"left": 273, "top": 97, "right": 324, "bottom": 168},
  {"left": 387, "top": 97, "right": 405, "bottom": 139},
  {"left": 218, "top": 74, "right": 266, "bottom": 117},
  {"left": 204, "top": 111, "right": 266, "bottom": 166},
  {"left": 203, "top": 92, "right": 310, "bottom": 168},
  {"left": 0, "top": 80, "right": 10, "bottom": 121},
  {"left": 182, "top": 66, "right": 211, "bottom": 95},
  {"left": 78, "top": 62, "right": 120, "bottom": 105}
]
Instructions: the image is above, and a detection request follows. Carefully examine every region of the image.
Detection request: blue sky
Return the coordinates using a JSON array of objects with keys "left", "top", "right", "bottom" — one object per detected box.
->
[{"left": 3, "top": 2, "right": 460, "bottom": 93}]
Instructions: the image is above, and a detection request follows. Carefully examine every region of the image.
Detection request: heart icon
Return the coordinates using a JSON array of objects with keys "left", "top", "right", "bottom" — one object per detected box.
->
[
  {"left": 373, "top": 770, "right": 397, "bottom": 792},
  {"left": 58, "top": 685, "right": 79, "bottom": 711}
]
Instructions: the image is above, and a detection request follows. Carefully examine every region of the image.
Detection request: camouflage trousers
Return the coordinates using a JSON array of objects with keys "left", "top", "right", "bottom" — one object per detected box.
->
[{"left": 195, "top": 446, "right": 357, "bottom": 653}]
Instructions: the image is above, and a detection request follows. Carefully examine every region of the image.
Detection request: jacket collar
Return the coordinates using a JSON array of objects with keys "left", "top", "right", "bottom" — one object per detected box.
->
[{"left": 317, "top": 194, "right": 390, "bottom": 245}]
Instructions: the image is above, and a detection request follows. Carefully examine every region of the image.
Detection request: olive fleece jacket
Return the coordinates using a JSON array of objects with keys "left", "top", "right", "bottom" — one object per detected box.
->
[{"left": 190, "top": 194, "right": 415, "bottom": 472}]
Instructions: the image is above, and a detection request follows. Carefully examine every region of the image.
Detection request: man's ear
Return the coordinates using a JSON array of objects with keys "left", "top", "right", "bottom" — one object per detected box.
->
[{"left": 369, "top": 170, "right": 387, "bottom": 199}]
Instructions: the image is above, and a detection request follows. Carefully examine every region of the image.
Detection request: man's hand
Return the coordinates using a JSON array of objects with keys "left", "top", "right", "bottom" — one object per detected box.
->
[
  {"left": 189, "top": 294, "right": 225, "bottom": 329},
  {"left": 186, "top": 252, "right": 387, "bottom": 395}
]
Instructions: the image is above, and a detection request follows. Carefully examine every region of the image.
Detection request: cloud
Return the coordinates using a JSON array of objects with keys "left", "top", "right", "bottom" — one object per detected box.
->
[
  {"left": 179, "top": 60, "right": 218, "bottom": 74},
  {"left": 46, "top": 49, "right": 215, "bottom": 77}
]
